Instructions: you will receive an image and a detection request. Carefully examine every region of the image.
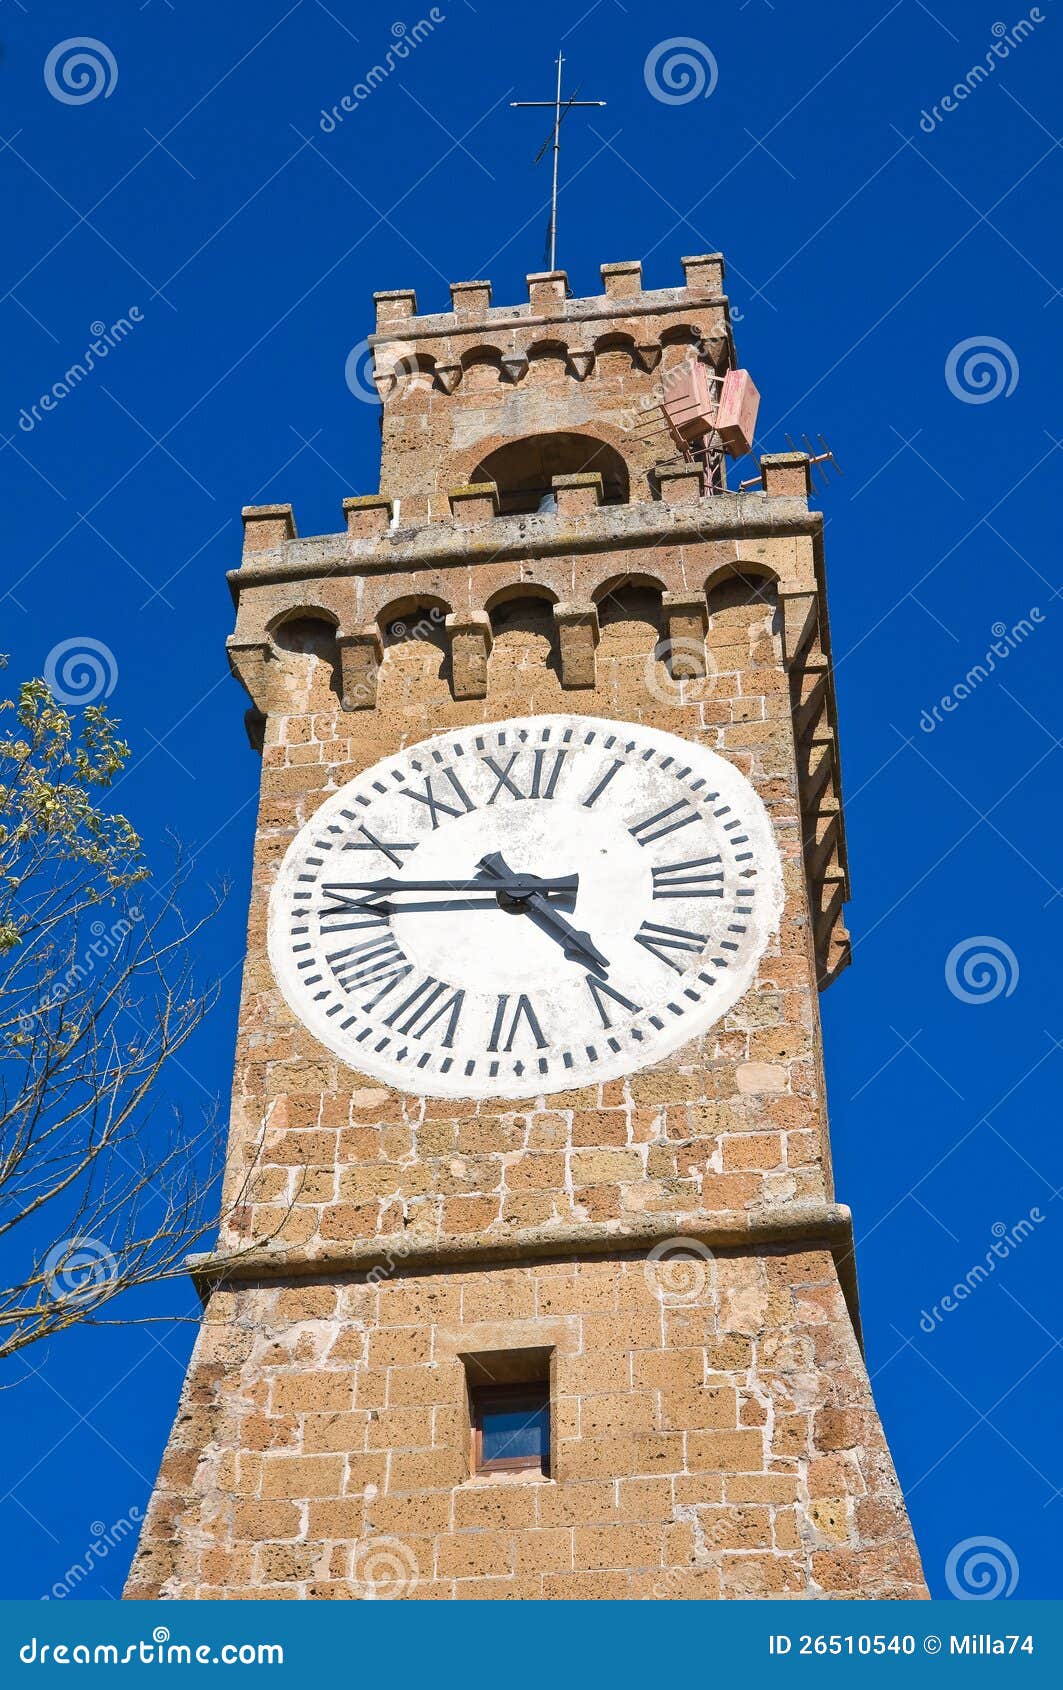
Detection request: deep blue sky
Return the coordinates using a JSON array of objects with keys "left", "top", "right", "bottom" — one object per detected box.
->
[{"left": 1, "top": 0, "right": 1060, "bottom": 1602}]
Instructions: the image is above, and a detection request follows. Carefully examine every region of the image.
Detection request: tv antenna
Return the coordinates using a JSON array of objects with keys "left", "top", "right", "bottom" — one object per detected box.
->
[
  {"left": 786, "top": 433, "right": 844, "bottom": 492},
  {"left": 511, "top": 52, "right": 606, "bottom": 273},
  {"left": 738, "top": 434, "right": 844, "bottom": 494}
]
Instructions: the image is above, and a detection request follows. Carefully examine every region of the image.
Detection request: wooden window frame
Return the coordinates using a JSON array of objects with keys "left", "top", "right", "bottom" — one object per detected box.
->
[{"left": 470, "top": 1381, "right": 551, "bottom": 1477}]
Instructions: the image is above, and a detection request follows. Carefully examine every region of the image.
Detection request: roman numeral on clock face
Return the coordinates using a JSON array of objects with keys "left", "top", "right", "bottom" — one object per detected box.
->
[
  {"left": 380, "top": 978, "right": 465, "bottom": 1047},
  {"left": 651, "top": 856, "right": 724, "bottom": 898},
  {"left": 319, "top": 887, "right": 390, "bottom": 932},
  {"left": 342, "top": 825, "right": 416, "bottom": 868},
  {"left": 582, "top": 758, "right": 623, "bottom": 809},
  {"left": 487, "top": 992, "right": 547, "bottom": 1052},
  {"left": 327, "top": 932, "right": 412, "bottom": 1004},
  {"left": 400, "top": 768, "right": 476, "bottom": 828},
  {"left": 629, "top": 799, "right": 700, "bottom": 846},
  {"left": 482, "top": 748, "right": 567, "bottom": 803},
  {"left": 585, "top": 974, "right": 641, "bottom": 1030},
  {"left": 634, "top": 920, "right": 707, "bottom": 972}
]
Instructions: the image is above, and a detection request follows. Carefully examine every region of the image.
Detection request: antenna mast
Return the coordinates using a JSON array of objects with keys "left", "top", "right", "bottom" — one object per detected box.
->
[{"left": 510, "top": 51, "right": 606, "bottom": 272}]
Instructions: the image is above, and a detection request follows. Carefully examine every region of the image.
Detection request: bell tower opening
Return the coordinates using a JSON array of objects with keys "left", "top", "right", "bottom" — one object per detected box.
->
[{"left": 470, "top": 433, "right": 629, "bottom": 515}]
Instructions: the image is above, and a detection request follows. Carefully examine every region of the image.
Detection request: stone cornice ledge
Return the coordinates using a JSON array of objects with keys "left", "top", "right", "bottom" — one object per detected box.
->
[
  {"left": 188, "top": 1201, "right": 862, "bottom": 1345},
  {"left": 369, "top": 289, "right": 729, "bottom": 346},
  {"left": 227, "top": 495, "right": 822, "bottom": 596}
]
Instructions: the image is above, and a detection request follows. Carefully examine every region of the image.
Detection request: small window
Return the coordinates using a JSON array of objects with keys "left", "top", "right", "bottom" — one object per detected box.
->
[{"left": 471, "top": 1382, "right": 551, "bottom": 1476}]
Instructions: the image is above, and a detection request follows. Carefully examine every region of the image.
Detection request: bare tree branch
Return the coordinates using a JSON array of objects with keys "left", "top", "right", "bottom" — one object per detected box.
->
[{"left": 0, "top": 665, "right": 288, "bottom": 1365}]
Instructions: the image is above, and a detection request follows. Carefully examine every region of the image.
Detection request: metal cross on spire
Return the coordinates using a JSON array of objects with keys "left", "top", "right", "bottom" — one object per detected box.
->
[{"left": 510, "top": 52, "right": 606, "bottom": 274}]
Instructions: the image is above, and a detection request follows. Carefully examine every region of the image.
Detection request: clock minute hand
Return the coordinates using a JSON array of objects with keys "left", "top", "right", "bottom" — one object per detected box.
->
[
  {"left": 477, "top": 852, "right": 610, "bottom": 976},
  {"left": 322, "top": 873, "right": 578, "bottom": 898}
]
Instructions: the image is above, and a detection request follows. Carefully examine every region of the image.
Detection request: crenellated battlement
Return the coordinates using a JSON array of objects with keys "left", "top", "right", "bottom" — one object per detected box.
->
[
  {"left": 364, "top": 256, "right": 738, "bottom": 519},
  {"left": 371, "top": 255, "right": 729, "bottom": 341}
]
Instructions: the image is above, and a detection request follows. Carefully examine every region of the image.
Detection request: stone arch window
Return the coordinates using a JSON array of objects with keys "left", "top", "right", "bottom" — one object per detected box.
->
[
  {"left": 706, "top": 568, "right": 778, "bottom": 617},
  {"left": 594, "top": 575, "right": 666, "bottom": 635},
  {"left": 706, "top": 569, "right": 780, "bottom": 667},
  {"left": 471, "top": 433, "right": 630, "bottom": 516},
  {"left": 269, "top": 612, "right": 342, "bottom": 708},
  {"left": 486, "top": 589, "right": 562, "bottom": 691},
  {"left": 377, "top": 596, "right": 450, "bottom": 649}
]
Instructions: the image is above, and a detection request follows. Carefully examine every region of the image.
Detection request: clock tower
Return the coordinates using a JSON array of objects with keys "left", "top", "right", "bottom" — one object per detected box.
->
[{"left": 127, "top": 255, "right": 927, "bottom": 1600}]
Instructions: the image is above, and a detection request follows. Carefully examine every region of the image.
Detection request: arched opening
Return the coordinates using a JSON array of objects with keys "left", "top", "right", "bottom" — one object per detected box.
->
[
  {"left": 706, "top": 568, "right": 777, "bottom": 616},
  {"left": 706, "top": 570, "right": 780, "bottom": 664},
  {"left": 377, "top": 597, "right": 451, "bottom": 706},
  {"left": 488, "top": 591, "right": 562, "bottom": 695},
  {"left": 270, "top": 612, "right": 341, "bottom": 708},
  {"left": 596, "top": 580, "right": 665, "bottom": 643},
  {"left": 471, "top": 433, "right": 630, "bottom": 516}
]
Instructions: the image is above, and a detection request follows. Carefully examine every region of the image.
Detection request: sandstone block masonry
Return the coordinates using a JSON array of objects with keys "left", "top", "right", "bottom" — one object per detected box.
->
[{"left": 127, "top": 256, "right": 926, "bottom": 1600}]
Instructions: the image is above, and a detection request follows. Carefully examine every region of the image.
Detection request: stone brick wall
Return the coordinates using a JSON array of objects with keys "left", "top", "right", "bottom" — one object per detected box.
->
[
  {"left": 370, "top": 257, "right": 733, "bottom": 521},
  {"left": 222, "top": 582, "right": 829, "bottom": 1255},
  {"left": 127, "top": 256, "right": 925, "bottom": 1600},
  {"left": 127, "top": 1251, "right": 924, "bottom": 1600}
]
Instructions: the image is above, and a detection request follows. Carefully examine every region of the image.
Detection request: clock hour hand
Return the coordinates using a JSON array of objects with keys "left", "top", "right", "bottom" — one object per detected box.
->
[{"left": 477, "top": 852, "right": 610, "bottom": 977}]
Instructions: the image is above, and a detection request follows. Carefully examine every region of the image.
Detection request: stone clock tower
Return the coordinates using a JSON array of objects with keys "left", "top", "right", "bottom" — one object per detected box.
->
[{"left": 127, "top": 255, "right": 926, "bottom": 1600}]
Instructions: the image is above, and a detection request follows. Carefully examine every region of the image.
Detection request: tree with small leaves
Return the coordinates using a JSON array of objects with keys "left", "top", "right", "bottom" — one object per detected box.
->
[{"left": 0, "top": 663, "right": 259, "bottom": 1362}]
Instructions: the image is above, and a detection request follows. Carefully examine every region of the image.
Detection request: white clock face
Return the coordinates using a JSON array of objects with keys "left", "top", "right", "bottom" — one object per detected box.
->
[{"left": 268, "top": 714, "right": 783, "bottom": 1100}]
